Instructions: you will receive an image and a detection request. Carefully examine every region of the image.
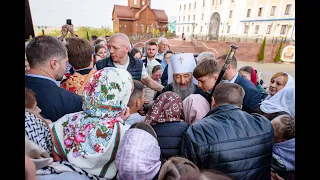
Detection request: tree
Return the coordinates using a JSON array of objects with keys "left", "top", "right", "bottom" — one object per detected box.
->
[
  {"left": 258, "top": 37, "right": 266, "bottom": 62},
  {"left": 152, "top": 28, "right": 160, "bottom": 37},
  {"left": 274, "top": 39, "right": 283, "bottom": 63},
  {"left": 165, "top": 30, "right": 174, "bottom": 38},
  {"left": 86, "top": 30, "right": 90, "bottom": 40}
]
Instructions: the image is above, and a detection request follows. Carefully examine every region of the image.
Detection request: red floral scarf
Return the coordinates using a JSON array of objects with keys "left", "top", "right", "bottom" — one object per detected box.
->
[{"left": 144, "top": 91, "right": 184, "bottom": 125}]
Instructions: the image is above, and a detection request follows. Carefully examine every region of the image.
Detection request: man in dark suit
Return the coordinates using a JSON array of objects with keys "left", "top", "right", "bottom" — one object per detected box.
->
[
  {"left": 25, "top": 35, "right": 83, "bottom": 122},
  {"left": 216, "top": 54, "right": 261, "bottom": 113}
]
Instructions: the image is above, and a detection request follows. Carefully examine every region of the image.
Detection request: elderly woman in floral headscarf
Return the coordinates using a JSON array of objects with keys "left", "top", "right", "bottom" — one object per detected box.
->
[
  {"left": 144, "top": 91, "right": 189, "bottom": 160},
  {"left": 52, "top": 67, "right": 133, "bottom": 179}
]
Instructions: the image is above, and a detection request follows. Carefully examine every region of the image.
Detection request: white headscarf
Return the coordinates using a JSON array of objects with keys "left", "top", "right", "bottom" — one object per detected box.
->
[
  {"left": 260, "top": 85, "right": 295, "bottom": 117},
  {"left": 265, "top": 72, "right": 295, "bottom": 100},
  {"left": 285, "top": 73, "right": 295, "bottom": 87},
  {"left": 146, "top": 59, "right": 161, "bottom": 77}
]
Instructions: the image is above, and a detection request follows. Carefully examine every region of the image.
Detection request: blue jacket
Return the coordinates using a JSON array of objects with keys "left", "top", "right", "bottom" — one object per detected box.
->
[
  {"left": 153, "top": 121, "right": 189, "bottom": 160},
  {"left": 182, "top": 104, "right": 274, "bottom": 180},
  {"left": 25, "top": 76, "right": 83, "bottom": 122},
  {"left": 234, "top": 74, "right": 262, "bottom": 113}
]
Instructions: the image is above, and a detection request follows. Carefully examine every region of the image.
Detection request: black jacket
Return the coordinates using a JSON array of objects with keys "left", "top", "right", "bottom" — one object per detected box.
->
[
  {"left": 141, "top": 58, "right": 162, "bottom": 67},
  {"left": 153, "top": 122, "right": 189, "bottom": 160},
  {"left": 181, "top": 104, "right": 274, "bottom": 180},
  {"left": 161, "top": 65, "right": 168, "bottom": 86}
]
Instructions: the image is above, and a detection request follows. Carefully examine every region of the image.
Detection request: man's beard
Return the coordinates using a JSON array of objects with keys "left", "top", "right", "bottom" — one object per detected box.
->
[
  {"left": 147, "top": 53, "right": 155, "bottom": 59},
  {"left": 172, "top": 81, "right": 196, "bottom": 100}
]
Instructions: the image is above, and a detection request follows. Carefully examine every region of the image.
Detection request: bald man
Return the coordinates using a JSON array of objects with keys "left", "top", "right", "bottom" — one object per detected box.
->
[
  {"left": 95, "top": 33, "right": 164, "bottom": 92},
  {"left": 196, "top": 52, "right": 216, "bottom": 64}
]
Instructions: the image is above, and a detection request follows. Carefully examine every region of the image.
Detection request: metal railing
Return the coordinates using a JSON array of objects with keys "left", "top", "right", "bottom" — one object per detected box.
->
[
  {"left": 189, "top": 34, "right": 295, "bottom": 44},
  {"left": 190, "top": 36, "right": 219, "bottom": 55}
]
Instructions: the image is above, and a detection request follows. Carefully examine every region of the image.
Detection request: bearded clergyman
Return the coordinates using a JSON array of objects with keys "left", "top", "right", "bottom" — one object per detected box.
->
[{"left": 158, "top": 53, "right": 207, "bottom": 101}]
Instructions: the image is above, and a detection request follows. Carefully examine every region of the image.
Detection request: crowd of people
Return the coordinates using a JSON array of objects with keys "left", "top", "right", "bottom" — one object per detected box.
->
[{"left": 25, "top": 24, "right": 295, "bottom": 180}]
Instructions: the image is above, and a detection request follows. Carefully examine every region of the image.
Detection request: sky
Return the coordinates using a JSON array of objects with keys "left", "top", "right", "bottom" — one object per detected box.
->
[{"left": 29, "top": 0, "right": 177, "bottom": 29}]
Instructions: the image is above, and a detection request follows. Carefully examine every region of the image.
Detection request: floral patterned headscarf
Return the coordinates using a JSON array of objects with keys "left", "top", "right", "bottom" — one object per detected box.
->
[
  {"left": 52, "top": 67, "right": 133, "bottom": 179},
  {"left": 82, "top": 67, "right": 133, "bottom": 118},
  {"left": 144, "top": 91, "right": 184, "bottom": 125}
]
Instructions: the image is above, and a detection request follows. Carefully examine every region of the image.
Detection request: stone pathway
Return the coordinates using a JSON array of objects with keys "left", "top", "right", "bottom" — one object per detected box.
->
[{"left": 237, "top": 61, "right": 295, "bottom": 85}]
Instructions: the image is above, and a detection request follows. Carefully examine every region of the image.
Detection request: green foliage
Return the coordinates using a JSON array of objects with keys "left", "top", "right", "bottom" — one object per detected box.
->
[
  {"left": 152, "top": 28, "right": 160, "bottom": 37},
  {"left": 46, "top": 30, "right": 62, "bottom": 37},
  {"left": 46, "top": 26, "right": 112, "bottom": 39},
  {"left": 164, "top": 31, "right": 174, "bottom": 38},
  {"left": 86, "top": 31, "right": 90, "bottom": 40},
  {"left": 258, "top": 37, "right": 266, "bottom": 61},
  {"left": 274, "top": 39, "right": 283, "bottom": 63},
  {"left": 76, "top": 27, "right": 112, "bottom": 39}
]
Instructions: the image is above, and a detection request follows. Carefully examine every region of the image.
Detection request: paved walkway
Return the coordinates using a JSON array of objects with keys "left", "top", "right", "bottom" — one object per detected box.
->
[{"left": 237, "top": 61, "right": 295, "bottom": 85}]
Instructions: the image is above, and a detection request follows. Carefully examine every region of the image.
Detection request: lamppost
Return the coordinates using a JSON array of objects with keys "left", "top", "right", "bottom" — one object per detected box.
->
[
  {"left": 284, "top": 23, "right": 292, "bottom": 43},
  {"left": 205, "top": 22, "right": 212, "bottom": 40},
  {"left": 136, "top": 23, "right": 139, "bottom": 36},
  {"left": 244, "top": 22, "right": 248, "bottom": 41},
  {"left": 141, "top": 24, "right": 144, "bottom": 37},
  {"left": 38, "top": 26, "right": 47, "bottom": 35},
  {"left": 220, "top": 22, "right": 224, "bottom": 41},
  {"left": 102, "top": 26, "right": 107, "bottom": 36},
  {"left": 150, "top": 24, "right": 154, "bottom": 37},
  {"left": 251, "top": 22, "right": 254, "bottom": 42},
  {"left": 192, "top": 23, "right": 197, "bottom": 38},
  {"left": 272, "top": 22, "right": 280, "bottom": 43}
]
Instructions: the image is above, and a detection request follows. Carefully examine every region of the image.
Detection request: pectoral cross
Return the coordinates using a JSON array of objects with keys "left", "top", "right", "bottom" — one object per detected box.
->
[{"left": 179, "top": 57, "right": 183, "bottom": 64}]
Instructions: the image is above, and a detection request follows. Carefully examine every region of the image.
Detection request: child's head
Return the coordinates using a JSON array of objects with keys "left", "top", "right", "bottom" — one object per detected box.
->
[
  {"left": 127, "top": 80, "right": 145, "bottom": 113},
  {"left": 158, "top": 157, "right": 199, "bottom": 180},
  {"left": 271, "top": 114, "right": 295, "bottom": 143}
]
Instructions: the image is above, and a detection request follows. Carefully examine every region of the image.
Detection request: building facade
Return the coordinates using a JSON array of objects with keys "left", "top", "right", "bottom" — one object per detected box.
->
[
  {"left": 176, "top": 0, "right": 295, "bottom": 41},
  {"left": 112, "top": 0, "right": 168, "bottom": 36}
]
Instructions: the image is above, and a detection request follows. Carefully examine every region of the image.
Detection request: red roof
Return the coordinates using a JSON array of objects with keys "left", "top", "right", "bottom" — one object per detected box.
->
[
  {"left": 113, "top": 5, "right": 133, "bottom": 20},
  {"left": 135, "top": 5, "right": 151, "bottom": 19},
  {"left": 152, "top": 9, "right": 168, "bottom": 22},
  {"left": 113, "top": 4, "right": 168, "bottom": 22}
]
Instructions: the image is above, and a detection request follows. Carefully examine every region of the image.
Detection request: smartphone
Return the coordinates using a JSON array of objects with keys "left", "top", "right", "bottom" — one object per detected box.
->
[{"left": 66, "top": 19, "right": 72, "bottom": 25}]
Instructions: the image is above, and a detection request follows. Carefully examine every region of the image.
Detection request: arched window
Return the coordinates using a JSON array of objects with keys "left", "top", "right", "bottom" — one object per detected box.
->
[
  {"left": 142, "top": 0, "right": 145, "bottom": 5},
  {"left": 134, "top": 0, "right": 137, "bottom": 5}
]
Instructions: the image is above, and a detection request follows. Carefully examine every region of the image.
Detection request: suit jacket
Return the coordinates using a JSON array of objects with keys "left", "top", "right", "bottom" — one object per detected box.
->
[
  {"left": 25, "top": 75, "right": 83, "bottom": 122},
  {"left": 161, "top": 65, "right": 168, "bottom": 86},
  {"left": 234, "top": 74, "right": 262, "bottom": 113}
]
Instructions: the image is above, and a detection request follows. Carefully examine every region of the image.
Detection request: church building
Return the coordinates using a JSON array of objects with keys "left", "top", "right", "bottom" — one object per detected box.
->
[{"left": 112, "top": 0, "right": 168, "bottom": 35}]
